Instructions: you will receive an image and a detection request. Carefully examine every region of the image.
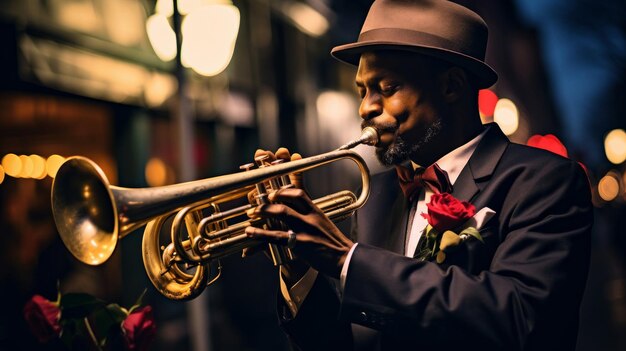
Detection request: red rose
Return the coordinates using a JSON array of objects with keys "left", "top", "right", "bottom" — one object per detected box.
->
[
  {"left": 527, "top": 134, "right": 568, "bottom": 158},
  {"left": 23, "top": 295, "right": 61, "bottom": 343},
  {"left": 122, "top": 306, "right": 157, "bottom": 351},
  {"left": 422, "top": 193, "right": 476, "bottom": 232}
]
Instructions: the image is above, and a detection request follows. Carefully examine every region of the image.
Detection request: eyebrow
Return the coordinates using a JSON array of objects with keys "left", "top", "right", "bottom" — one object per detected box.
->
[{"left": 355, "top": 74, "right": 384, "bottom": 87}]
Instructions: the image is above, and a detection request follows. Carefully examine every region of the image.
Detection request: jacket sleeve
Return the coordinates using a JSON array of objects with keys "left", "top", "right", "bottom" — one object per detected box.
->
[{"left": 340, "top": 159, "right": 592, "bottom": 350}]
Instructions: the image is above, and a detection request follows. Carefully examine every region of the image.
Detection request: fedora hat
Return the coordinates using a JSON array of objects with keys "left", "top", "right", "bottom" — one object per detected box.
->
[{"left": 331, "top": 0, "right": 498, "bottom": 88}]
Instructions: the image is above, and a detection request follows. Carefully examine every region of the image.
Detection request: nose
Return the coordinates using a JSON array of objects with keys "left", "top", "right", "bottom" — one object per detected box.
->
[{"left": 359, "top": 92, "right": 382, "bottom": 120}]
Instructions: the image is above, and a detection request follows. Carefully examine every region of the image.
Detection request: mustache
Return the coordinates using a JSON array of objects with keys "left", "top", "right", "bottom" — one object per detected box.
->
[{"left": 361, "top": 120, "right": 397, "bottom": 134}]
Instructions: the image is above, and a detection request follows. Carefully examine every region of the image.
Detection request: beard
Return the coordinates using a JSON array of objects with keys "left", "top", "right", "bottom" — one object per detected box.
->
[{"left": 371, "top": 119, "right": 443, "bottom": 166}]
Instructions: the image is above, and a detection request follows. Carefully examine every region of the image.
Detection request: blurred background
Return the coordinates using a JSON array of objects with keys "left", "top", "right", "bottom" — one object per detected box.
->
[{"left": 0, "top": 0, "right": 624, "bottom": 350}]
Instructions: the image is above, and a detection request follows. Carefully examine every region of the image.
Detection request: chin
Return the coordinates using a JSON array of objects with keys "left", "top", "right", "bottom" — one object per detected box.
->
[
  {"left": 375, "top": 120, "right": 443, "bottom": 166},
  {"left": 375, "top": 137, "right": 418, "bottom": 166}
]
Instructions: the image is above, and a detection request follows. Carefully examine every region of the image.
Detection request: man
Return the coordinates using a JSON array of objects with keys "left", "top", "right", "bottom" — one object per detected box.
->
[{"left": 245, "top": 1, "right": 592, "bottom": 350}]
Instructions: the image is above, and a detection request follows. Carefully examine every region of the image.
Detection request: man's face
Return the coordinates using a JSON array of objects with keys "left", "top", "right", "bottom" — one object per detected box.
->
[{"left": 356, "top": 51, "right": 444, "bottom": 166}]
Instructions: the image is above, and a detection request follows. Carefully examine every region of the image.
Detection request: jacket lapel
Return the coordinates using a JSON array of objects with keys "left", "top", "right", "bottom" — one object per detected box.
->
[{"left": 451, "top": 123, "right": 509, "bottom": 205}]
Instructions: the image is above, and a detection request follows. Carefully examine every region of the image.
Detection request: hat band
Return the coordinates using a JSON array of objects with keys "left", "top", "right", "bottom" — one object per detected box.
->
[{"left": 358, "top": 28, "right": 483, "bottom": 61}]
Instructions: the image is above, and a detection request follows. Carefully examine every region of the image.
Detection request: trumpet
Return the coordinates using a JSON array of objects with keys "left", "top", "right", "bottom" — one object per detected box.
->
[{"left": 51, "top": 127, "right": 378, "bottom": 300}]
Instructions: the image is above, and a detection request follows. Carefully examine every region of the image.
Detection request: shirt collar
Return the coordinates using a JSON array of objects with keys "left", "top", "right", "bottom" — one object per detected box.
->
[{"left": 411, "top": 128, "right": 487, "bottom": 185}]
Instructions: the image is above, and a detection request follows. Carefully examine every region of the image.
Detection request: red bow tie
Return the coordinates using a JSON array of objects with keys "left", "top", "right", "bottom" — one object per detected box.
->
[{"left": 395, "top": 163, "right": 453, "bottom": 201}]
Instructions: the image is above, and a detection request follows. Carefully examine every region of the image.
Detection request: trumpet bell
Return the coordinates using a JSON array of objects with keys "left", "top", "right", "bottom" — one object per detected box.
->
[{"left": 51, "top": 157, "right": 118, "bottom": 265}]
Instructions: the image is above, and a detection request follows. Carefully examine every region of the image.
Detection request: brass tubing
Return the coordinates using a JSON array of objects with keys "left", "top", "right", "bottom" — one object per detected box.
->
[{"left": 197, "top": 204, "right": 253, "bottom": 236}]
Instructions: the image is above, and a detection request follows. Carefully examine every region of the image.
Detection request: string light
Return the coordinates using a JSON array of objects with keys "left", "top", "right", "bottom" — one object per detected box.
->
[
  {"left": 2, "top": 154, "right": 22, "bottom": 177},
  {"left": 18, "top": 155, "right": 34, "bottom": 178},
  {"left": 30, "top": 155, "right": 47, "bottom": 179},
  {"left": 46, "top": 155, "right": 66, "bottom": 178}
]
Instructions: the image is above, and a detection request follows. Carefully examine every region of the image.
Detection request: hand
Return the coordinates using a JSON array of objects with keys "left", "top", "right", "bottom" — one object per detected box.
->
[
  {"left": 242, "top": 147, "right": 311, "bottom": 283},
  {"left": 245, "top": 187, "right": 355, "bottom": 279}
]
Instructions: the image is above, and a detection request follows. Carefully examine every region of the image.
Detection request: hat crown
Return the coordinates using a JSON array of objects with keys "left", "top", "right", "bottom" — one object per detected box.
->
[
  {"left": 360, "top": 0, "right": 488, "bottom": 61},
  {"left": 331, "top": 0, "right": 498, "bottom": 88}
]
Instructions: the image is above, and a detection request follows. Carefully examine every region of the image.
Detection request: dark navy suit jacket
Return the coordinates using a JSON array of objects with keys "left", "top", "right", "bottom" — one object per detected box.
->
[{"left": 278, "top": 124, "right": 592, "bottom": 351}]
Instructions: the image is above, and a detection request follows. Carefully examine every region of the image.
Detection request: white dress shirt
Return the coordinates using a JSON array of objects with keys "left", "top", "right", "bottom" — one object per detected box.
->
[{"left": 281, "top": 129, "right": 488, "bottom": 317}]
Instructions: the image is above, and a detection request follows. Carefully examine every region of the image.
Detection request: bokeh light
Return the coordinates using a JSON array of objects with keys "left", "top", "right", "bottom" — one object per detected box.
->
[
  {"left": 0, "top": 165, "right": 4, "bottom": 184},
  {"left": 145, "top": 157, "right": 168, "bottom": 187},
  {"left": 598, "top": 173, "right": 620, "bottom": 201},
  {"left": 46, "top": 155, "right": 66, "bottom": 178},
  {"left": 493, "top": 98, "right": 519, "bottom": 136},
  {"left": 282, "top": 2, "right": 329, "bottom": 37},
  {"left": 18, "top": 155, "right": 34, "bottom": 178},
  {"left": 29, "top": 155, "right": 47, "bottom": 179},
  {"left": 146, "top": 13, "right": 177, "bottom": 62},
  {"left": 527, "top": 134, "right": 568, "bottom": 158},
  {"left": 155, "top": 0, "right": 174, "bottom": 17},
  {"left": 2, "top": 153, "right": 22, "bottom": 177},
  {"left": 181, "top": 3, "right": 240, "bottom": 76},
  {"left": 478, "top": 89, "right": 498, "bottom": 117},
  {"left": 604, "top": 129, "right": 626, "bottom": 164}
]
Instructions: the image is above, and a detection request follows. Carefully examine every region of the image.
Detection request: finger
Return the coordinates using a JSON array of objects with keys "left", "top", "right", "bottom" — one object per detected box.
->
[
  {"left": 289, "top": 153, "right": 304, "bottom": 188},
  {"left": 247, "top": 188, "right": 259, "bottom": 204},
  {"left": 248, "top": 202, "right": 306, "bottom": 222},
  {"left": 254, "top": 149, "right": 276, "bottom": 163},
  {"left": 245, "top": 226, "right": 291, "bottom": 247},
  {"left": 268, "top": 187, "right": 315, "bottom": 214},
  {"left": 275, "top": 147, "right": 292, "bottom": 161},
  {"left": 291, "top": 153, "right": 302, "bottom": 161}
]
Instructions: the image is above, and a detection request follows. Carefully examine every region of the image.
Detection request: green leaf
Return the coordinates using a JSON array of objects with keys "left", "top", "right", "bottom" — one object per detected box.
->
[
  {"left": 105, "top": 303, "right": 129, "bottom": 322},
  {"left": 86, "top": 304, "right": 128, "bottom": 347},
  {"left": 460, "top": 226, "right": 483, "bottom": 243},
  {"left": 60, "top": 317, "right": 92, "bottom": 349},
  {"left": 60, "top": 293, "right": 106, "bottom": 319},
  {"left": 128, "top": 289, "right": 147, "bottom": 314}
]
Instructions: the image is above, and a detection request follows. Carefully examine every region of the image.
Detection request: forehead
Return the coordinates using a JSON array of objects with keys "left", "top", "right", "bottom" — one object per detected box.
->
[{"left": 355, "top": 51, "right": 433, "bottom": 83}]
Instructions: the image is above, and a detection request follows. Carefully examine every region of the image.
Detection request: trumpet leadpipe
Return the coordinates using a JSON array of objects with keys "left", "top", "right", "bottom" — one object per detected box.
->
[{"left": 338, "top": 126, "right": 379, "bottom": 150}]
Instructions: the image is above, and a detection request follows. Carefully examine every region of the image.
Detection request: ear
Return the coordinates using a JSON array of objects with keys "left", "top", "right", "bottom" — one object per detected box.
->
[{"left": 438, "top": 67, "right": 468, "bottom": 103}]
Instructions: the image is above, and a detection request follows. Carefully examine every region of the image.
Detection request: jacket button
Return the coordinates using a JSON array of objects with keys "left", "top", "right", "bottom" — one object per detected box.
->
[{"left": 359, "top": 311, "right": 368, "bottom": 322}]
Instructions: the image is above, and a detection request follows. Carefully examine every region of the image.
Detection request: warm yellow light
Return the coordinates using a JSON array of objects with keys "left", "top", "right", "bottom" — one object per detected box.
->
[
  {"left": 493, "top": 98, "right": 519, "bottom": 136},
  {"left": 145, "top": 157, "right": 168, "bottom": 187},
  {"left": 146, "top": 13, "right": 177, "bottom": 62},
  {"left": 316, "top": 91, "right": 357, "bottom": 123},
  {"left": 181, "top": 3, "right": 240, "bottom": 76},
  {"left": 155, "top": 0, "right": 174, "bottom": 17},
  {"left": 18, "top": 155, "right": 34, "bottom": 178},
  {"left": 0, "top": 165, "right": 4, "bottom": 184},
  {"left": 178, "top": 0, "right": 204, "bottom": 15},
  {"left": 144, "top": 72, "right": 177, "bottom": 107},
  {"left": 46, "top": 155, "right": 66, "bottom": 178},
  {"left": 2, "top": 154, "right": 22, "bottom": 177},
  {"left": 282, "top": 2, "right": 329, "bottom": 37},
  {"left": 604, "top": 129, "right": 626, "bottom": 164},
  {"left": 29, "top": 155, "right": 47, "bottom": 179},
  {"left": 598, "top": 174, "right": 620, "bottom": 201}
]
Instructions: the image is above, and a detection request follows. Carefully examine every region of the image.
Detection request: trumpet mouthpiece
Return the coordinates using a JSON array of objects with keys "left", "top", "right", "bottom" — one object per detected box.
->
[{"left": 338, "top": 127, "right": 379, "bottom": 150}]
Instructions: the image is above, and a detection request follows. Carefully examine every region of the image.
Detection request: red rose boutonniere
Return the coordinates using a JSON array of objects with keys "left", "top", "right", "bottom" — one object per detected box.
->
[
  {"left": 23, "top": 294, "right": 62, "bottom": 343},
  {"left": 420, "top": 193, "right": 484, "bottom": 263}
]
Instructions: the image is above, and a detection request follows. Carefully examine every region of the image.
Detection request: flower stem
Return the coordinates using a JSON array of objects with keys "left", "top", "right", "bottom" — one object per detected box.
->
[{"left": 83, "top": 317, "right": 103, "bottom": 351}]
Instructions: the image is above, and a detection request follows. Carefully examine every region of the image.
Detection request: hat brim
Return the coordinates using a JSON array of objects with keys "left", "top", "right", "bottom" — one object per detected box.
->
[{"left": 331, "top": 42, "right": 498, "bottom": 89}]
